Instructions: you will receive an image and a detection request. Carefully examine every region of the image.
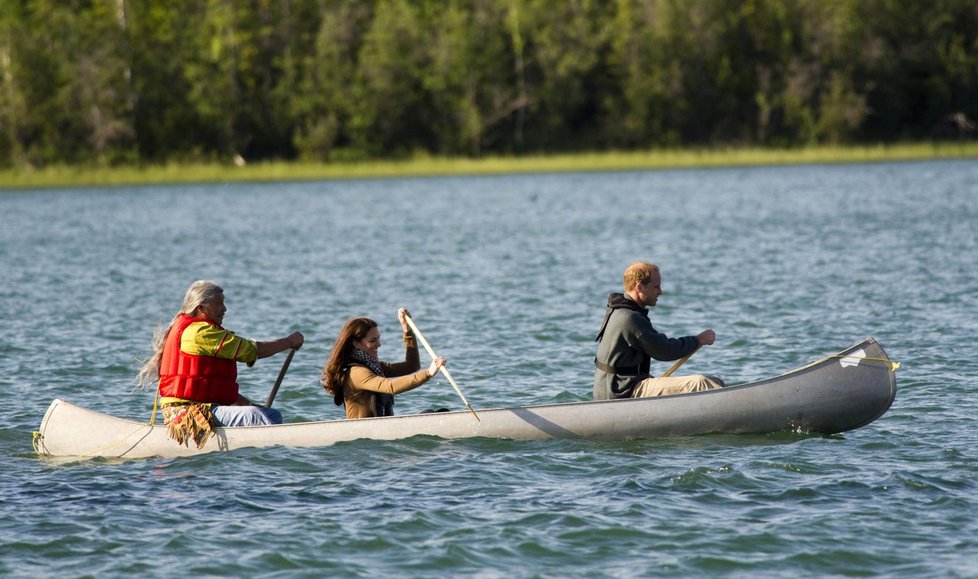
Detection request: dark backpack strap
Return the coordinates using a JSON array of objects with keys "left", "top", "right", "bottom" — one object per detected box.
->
[{"left": 374, "top": 393, "right": 394, "bottom": 417}]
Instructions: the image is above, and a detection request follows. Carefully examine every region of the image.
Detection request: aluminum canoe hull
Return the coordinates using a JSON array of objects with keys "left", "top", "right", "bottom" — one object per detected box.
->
[{"left": 35, "top": 338, "right": 897, "bottom": 459}]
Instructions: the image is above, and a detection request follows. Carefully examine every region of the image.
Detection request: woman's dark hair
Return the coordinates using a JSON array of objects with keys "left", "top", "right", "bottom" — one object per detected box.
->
[{"left": 321, "top": 317, "right": 378, "bottom": 405}]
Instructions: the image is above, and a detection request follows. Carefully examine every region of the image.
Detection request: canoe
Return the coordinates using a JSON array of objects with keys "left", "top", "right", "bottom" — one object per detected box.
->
[{"left": 34, "top": 337, "right": 897, "bottom": 459}]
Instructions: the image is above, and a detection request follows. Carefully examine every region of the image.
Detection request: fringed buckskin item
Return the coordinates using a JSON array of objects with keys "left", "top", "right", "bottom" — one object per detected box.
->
[{"left": 162, "top": 403, "right": 218, "bottom": 449}]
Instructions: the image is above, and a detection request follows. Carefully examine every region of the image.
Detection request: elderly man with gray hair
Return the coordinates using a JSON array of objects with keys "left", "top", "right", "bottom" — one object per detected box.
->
[
  {"left": 138, "top": 280, "right": 304, "bottom": 447},
  {"left": 593, "top": 261, "right": 723, "bottom": 401}
]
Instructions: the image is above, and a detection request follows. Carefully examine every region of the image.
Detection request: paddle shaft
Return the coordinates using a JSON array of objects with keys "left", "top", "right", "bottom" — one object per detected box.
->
[
  {"left": 264, "top": 348, "right": 297, "bottom": 408},
  {"left": 403, "top": 315, "right": 480, "bottom": 421},
  {"left": 661, "top": 347, "right": 699, "bottom": 378}
]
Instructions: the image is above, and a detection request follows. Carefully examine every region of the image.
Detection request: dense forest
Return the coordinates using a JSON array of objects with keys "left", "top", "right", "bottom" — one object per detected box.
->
[{"left": 1, "top": 0, "right": 976, "bottom": 168}]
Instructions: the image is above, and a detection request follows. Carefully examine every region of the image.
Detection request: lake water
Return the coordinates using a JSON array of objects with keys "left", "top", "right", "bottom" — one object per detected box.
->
[{"left": 2, "top": 159, "right": 977, "bottom": 576}]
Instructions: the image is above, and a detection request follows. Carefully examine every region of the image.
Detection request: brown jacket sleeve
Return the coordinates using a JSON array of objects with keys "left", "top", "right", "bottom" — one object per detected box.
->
[
  {"left": 380, "top": 332, "right": 421, "bottom": 377},
  {"left": 347, "top": 365, "right": 431, "bottom": 396},
  {"left": 342, "top": 364, "right": 431, "bottom": 420}
]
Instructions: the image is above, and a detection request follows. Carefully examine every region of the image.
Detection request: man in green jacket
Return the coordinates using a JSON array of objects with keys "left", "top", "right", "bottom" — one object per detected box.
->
[{"left": 593, "top": 261, "right": 723, "bottom": 400}]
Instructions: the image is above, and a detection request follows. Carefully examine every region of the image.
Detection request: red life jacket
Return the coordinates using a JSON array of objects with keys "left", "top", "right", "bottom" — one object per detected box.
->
[{"left": 158, "top": 314, "right": 239, "bottom": 404}]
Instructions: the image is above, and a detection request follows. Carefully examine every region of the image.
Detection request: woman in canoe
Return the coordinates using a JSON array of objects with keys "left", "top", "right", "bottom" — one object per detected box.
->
[{"left": 322, "top": 308, "right": 444, "bottom": 419}]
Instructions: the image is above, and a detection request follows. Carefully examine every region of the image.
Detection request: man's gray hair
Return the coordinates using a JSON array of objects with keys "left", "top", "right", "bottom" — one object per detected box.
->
[
  {"left": 136, "top": 280, "right": 224, "bottom": 389},
  {"left": 180, "top": 280, "right": 224, "bottom": 314}
]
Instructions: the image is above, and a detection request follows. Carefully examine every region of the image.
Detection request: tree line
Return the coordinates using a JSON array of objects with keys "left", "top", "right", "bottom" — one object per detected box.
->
[{"left": 1, "top": 0, "right": 976, "bottom": 168}]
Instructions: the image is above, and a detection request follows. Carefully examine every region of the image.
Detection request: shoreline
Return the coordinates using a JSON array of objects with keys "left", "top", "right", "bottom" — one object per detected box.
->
[{"left": 2, "top": 142, "right": 976, "bottom": 190}]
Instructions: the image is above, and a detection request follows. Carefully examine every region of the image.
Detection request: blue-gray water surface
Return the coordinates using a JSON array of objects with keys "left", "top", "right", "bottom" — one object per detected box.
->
[{"left": 1, "top": 160, "right": 976, "bottom": 577}]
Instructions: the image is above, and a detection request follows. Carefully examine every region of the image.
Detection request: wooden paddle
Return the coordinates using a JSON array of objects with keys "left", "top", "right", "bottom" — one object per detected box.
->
[
  {"left": 264, "top": 348, "right": 297, "bottom": 408},
  {"left": 661, "top": 346, "right": 699, "bottom": 378},
  {"left": 403, "top": 314, "right": 480, "bottom": 421}
]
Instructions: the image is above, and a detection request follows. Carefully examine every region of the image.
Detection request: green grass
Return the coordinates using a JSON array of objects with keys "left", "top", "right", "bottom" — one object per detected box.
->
[{"left": 2, "top": 142, "right": 977, "bottom": 190}]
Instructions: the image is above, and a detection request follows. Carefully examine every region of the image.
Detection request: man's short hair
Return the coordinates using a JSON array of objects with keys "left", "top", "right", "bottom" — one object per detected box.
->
[{"left": 624, "top": 261, "right": 659, "bottom": 292}]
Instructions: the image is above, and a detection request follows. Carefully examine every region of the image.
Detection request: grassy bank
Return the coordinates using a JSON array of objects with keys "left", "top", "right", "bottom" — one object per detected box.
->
[{"left": 2, "top": 142, "right": 977, "bottom": 190}]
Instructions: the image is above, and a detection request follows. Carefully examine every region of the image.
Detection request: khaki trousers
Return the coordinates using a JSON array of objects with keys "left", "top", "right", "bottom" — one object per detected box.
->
[{"left": 631, "top": 374, "right": 724, "bottom": 398}]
